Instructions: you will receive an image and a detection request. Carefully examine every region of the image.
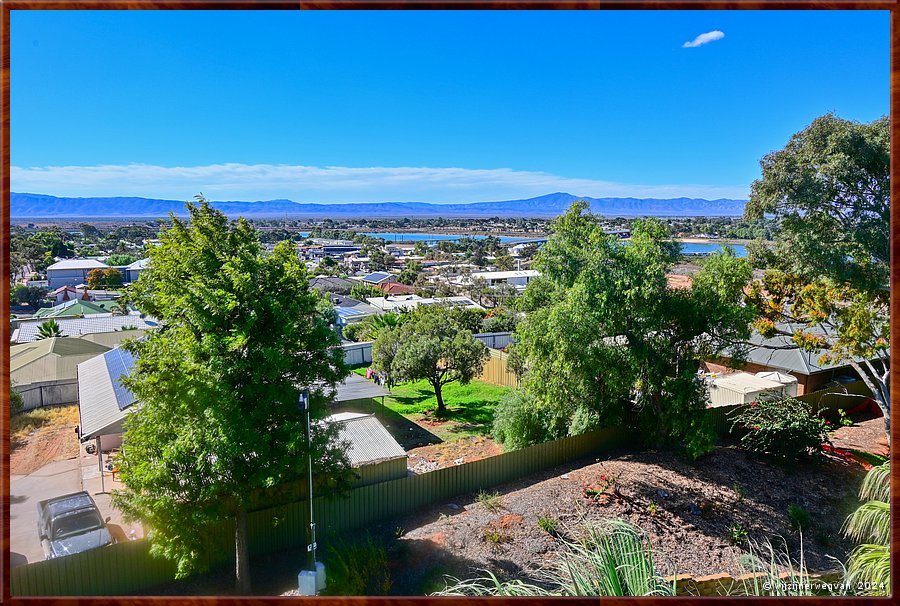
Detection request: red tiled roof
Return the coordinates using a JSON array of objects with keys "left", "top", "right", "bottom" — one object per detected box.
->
[{"left": 376, "top": 282, "right": 416, "bottom": 295}]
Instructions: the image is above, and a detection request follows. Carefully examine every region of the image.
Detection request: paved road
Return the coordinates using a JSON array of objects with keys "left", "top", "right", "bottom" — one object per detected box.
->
[{"left": 10, "top": 458, "right": 82, "bottom": 566}]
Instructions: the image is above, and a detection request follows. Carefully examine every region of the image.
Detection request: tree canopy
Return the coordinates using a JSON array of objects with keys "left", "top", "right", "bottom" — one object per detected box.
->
[
  {"left": 371, "top": 305, "right": 489, "bottom": 414},
  {"left": 744, "top": 114, "right": 890, "bottom": 437},
  {"left": 503, "top": 202, "right": 754, "bottom": 458},
  {"left": 111, "top": 198, "right": 353, "bottom": 593}
]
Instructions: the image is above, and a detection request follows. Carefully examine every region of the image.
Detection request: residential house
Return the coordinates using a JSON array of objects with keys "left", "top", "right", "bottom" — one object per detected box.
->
[
  {"left": 365, "top": 295, "right": 484, "bottom": 313},
  {"left": 375, "top": 282, "right": 417, "bottom": 296},
  {"left": 357, "top": 272, "right": 398, "bottom": 287},
  {"left": 328, "top": 295, "right": 381, "bottom": 328},
  {"left": 309, "top": 276, "right": 355, "bottom": 295},
  {"left": 123, "top": 258, "right": 149, "bottom": 283},
  {"left": 702, "top": 322, "right": 873, "bottom": 396},
  {"left": 47, "top": 259, "right": 109, "bottom": 289},
  {"left": 32, "top": 299, "right": 119, "bottom": 319},
  {"left": 11, "top": 315, "right": 159, "bottom": 344},
  {"left": 461, "top": 269, "right": 540, "bottom": 290}
]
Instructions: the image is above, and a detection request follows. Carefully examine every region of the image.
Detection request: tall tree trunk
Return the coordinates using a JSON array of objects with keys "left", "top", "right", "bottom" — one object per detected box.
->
[
  {"left": 433, "top": 381, "right": 446, "bottom": 415},
  {"left": 235, "top": 507, "right": 251, "bottom": 595}
]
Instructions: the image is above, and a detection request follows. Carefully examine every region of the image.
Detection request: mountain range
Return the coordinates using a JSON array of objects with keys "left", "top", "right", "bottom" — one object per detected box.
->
[{"left": 11, "top": 192, "right": 746, "bottom": 218}]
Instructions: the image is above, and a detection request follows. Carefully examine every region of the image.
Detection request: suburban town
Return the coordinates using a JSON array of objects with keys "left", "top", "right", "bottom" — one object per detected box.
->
[{"left": 8, "top": 9, "right": 890, "bottom": 600}]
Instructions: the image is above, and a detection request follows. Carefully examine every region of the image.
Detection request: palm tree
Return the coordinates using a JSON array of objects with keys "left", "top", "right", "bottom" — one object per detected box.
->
[
  {"left": 843, "top": 462, "right": 890, "bottom": 595},
  {"left": 35, "top": 319, "right": 64, "bottom": 339},
  {"left": 364, "top": 312, "right": 401, "bottom": 342}
]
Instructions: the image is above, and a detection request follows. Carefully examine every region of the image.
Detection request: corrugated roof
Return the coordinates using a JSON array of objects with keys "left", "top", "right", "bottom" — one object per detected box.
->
[
  {"left": 327, "top": 413, "right": 406, "bottom": 466},
  {"left": 33, "top": 299, "right": 112, "bottom": 318},
  {"left": 77, "top": 349, "right": 135, "bottom": 440},
  {"left": 10, "top": 338, "right": 112, "bottom": 385},
  {"left": 741, "top": 324, "right": 863, "bottom": 376},
  {"left": 47, "top": 259, "right": 109, "bottom": 271},
  {"left": 12, "top": 315, "right": 159, "bottom": 343}
]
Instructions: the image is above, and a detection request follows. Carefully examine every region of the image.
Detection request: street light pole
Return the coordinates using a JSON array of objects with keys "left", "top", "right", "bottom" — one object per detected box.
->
[{"left": 297, "top": 389, "right": 316, "bottom": 570}]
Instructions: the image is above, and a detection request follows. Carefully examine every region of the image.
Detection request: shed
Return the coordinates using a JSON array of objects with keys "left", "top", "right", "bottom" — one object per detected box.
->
[
  {"left": 11, "top": 337, "right": 111, "bottom": 410},
  {"left": 325, "top": 412, "right": 408, "bottom": 486},
  {"left": 708, "top": 372, "right": 786, "bottom": 408}
]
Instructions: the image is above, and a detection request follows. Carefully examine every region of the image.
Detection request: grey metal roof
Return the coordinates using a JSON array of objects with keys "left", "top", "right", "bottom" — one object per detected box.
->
[
  {"left": 334, "top": 372, "right": 391, "bottom": 403},
  {"left": 47, "top": 259, "right": 109, "bottom": 271},
  {"left": 12, "top": 315, "right": 159, "bottom": 343},
  {"left": 741, "top": 323, "right": 868, "bottom": 376},
  {"left": 77, "top": 349, "right": 135, "bottom": 440},
  {"left": 327, "top": 413, "right": 406, "bottom": 466}
]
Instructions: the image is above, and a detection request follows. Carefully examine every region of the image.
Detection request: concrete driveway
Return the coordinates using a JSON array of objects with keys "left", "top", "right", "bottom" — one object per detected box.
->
[{"left": 10, "top": 458, "right": 82, "bottom": 566}]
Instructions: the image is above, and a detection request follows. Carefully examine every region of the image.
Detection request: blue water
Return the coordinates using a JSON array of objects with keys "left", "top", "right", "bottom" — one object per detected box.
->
[{"left": 299, "top": 231, "right": 747, "bottom": 256}]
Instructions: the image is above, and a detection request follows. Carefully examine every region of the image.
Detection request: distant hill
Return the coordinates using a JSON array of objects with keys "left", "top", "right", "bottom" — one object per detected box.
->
[{"left": 10, "top": 192, "right": 746, "bottom": 218}]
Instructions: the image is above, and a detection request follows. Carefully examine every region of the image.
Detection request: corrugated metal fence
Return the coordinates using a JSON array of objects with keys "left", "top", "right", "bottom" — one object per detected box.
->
[
  {"left": 478, "top": 348, "right": 521, "bottom": 388},
  {"left": 706, "top": 380, "right": 871, "bottom": 435},
  {"left": 10, "top": 425, "right": 631, "bottom": 596}
]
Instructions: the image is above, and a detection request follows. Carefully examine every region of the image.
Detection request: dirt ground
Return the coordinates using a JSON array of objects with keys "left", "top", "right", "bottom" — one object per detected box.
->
[
  {"left": 364, "top": 445, "right": 868, "bottom": 595},
  {"left": 407, "top": 436, "right": 503, "bottom": 473},
  {"left": 11, "top": 405, "right": 81, "bottom": 476},
  {"left": 140, "top": 442, "right": 869, "bottom": 597},
  {"left": 828, "top": 412, "right": 889, "bottom": 457}
]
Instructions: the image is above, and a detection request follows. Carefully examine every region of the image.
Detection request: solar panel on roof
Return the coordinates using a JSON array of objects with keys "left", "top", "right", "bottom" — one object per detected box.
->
[
  {"left": 104, "top": 348, "right": 137, "bottom": 411},
  {"left": 336, "top": 307, "right": 367, "bottom": 318}
]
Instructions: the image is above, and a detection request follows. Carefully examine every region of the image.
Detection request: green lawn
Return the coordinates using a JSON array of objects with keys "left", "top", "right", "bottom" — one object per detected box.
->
[{"left": 352, "top": 368, "right": 511, "bottom": 441}]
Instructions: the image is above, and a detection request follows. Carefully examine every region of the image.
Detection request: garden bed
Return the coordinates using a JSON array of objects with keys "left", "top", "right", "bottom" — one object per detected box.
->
[{"left": 358, "top": 445, "right": 867, "bottom": 595}]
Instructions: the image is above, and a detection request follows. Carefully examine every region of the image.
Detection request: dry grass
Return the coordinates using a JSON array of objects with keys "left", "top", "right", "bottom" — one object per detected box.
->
[
  {"left": 11, "top": 404, "right": 81, "bottom": 475},
  {"left": 12, "top": 404, "right": 81, "bottom": 443}
]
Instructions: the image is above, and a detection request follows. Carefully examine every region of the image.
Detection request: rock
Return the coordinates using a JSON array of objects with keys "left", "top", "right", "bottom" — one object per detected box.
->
[
  {"left": 447, "top": 503, "right": 460, "bottom": 510},
  {"left": 657, "top": 489, "right": 670, "bottom": 499},
  {"left": 689, "top": 503, "right": 703, "bottom": 516}
]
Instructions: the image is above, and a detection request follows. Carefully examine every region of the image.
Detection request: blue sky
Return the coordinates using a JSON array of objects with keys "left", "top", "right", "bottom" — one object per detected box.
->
[{"left": 11, "top": 10, "right": 888, "bottom": 203}]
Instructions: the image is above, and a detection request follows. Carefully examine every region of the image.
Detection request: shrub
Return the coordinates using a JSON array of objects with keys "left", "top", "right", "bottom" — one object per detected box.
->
[
  {"left": 324, "top": 535, "right": 392, "bottom": 596},
  {"left": 492, "top": 389, "right": 551, "bottom": 450},
  {"left": 538, "top": 516, "right": 559, "bottom": 535},
  {"left": 728, "top": 523, "right": 748, "bottom": 545},
  {"left": 729, "top": 396, "right": 830, "bottom": 460},
  {"left": 10, "top": 388, "right": 24, "bottom": 416},
  {"left": 475, "top": 490, "right": 503, "bottom": 513},
  {"left": 787, "top": 504, "right": 810, "bottom": 532},
  {"left": 341, "top": 322, "right": 368, "bottom": 342},
  {"left": 483, "top": 528, "right": 507, "bottom": 544}
]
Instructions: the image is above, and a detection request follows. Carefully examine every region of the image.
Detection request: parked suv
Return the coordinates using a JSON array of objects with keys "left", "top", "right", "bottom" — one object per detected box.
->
[{"left": 37, "top": 491, "right": 113, "bottom": 559}]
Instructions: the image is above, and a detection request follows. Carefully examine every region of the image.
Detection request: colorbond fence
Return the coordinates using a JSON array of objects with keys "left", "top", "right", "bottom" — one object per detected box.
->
[
  {"left": 10, "top": 425, "right": 632, "bottom": 596},
  {"left": 706, "top": 380, "right": 871, "bottom": 436},
  {"left": 478, "top": 348, "right": 521, "bottom": 388}
]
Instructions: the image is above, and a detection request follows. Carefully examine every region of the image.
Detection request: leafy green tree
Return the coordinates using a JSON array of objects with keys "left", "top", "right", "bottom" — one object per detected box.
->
[
  {"left": 350, "top": 282, "right": 384, "bottom": 302},
  {"left": 371, "top": 306, "right": 489, "bottom": 414},
  {"left": 745, "top": 114, "right": 890, "bottom": 438},
  {"left": 102, "top": 267, "right": 124, "bottom": 287},
  {"left": 12, "top": 285, "right": 48, "bottom": 309},
  {"left": 398, "top": 260, "right": 423, "bottom": 285},
  {"left": 493, "top": 254, "right": 515, "bottom": 271},
  {"left": 507, "top": 202, "right": 754, "bottom": 457},
  {"left": 111, "top": 197, "right": 353, "bottom": 593},
  {"left": 36, "top": 319, "right": 64, "bottom": 339},
  {"left": 10, "top": 385, "right": 25, "bottom": 416},
  {"left": 106, "top": 253, "right": 139, "bottom": 266}
]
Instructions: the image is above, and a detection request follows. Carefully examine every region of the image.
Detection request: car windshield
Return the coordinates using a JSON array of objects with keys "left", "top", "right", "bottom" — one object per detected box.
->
[{"left": 52, "top": 510, "right": 103, "bottom": 539}]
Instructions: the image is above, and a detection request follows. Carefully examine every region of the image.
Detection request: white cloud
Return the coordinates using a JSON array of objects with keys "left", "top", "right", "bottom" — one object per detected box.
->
[
  {"left": 682, "top": 30, "right": 725, "bottom": 48},
  {"left": 10, "top": 163, "right": 748, "bottom": 202}
]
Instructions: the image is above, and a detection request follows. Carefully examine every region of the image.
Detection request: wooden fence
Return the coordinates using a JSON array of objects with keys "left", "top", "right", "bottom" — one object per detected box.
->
[{"left": 10, "top": 425, "right": 632, "bottom": 596}]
